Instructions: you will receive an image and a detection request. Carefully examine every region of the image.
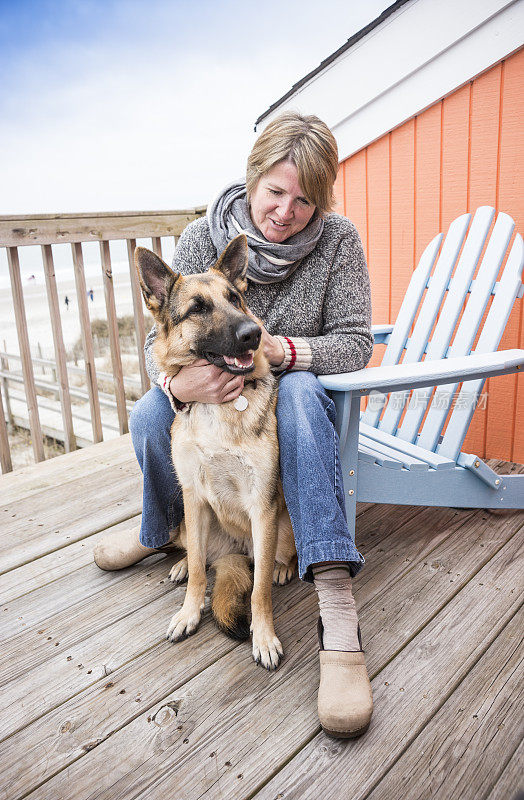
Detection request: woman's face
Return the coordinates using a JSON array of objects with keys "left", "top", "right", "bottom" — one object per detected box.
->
[{"left": 249, "top": 160, "right": 316, "bottom": 243}]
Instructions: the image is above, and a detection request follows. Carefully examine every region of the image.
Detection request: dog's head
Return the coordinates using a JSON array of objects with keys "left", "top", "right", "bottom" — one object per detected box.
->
[{"left": 135, "top": 235, "right": 262, "bottom": 375}]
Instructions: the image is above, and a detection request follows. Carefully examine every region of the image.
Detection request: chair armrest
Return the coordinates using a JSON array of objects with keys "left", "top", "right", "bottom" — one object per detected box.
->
[
  {"left": 318, "top": 349, "right": 524, "bottom": 395},
  {"left": 372, "top": 324, "right": 394, "bottom": 345}
]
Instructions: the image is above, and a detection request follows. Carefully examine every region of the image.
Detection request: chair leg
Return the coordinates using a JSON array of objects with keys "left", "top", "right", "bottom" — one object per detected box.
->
[{"left": 331, "top": 391, "right": 361, "bottom": 540}]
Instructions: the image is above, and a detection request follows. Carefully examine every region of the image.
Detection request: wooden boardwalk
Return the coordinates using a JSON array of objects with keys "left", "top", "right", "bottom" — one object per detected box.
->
[{"left": 1, "top": 435, "right": 522, "bottom": 800}]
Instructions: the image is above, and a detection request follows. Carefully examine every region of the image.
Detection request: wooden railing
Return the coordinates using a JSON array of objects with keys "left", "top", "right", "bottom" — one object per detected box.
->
[{"left": 0, "top": 208, "right": 206, "bottom": 473}]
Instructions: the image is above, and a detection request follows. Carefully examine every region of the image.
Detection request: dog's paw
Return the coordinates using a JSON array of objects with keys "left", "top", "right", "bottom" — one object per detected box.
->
[
  {"left": 166, "top": 606, "right": 202, "bottom": 642},
  {"left": 169, "top": 557, "right": 188, "bottom": 584},
  {"left": 251, "top": 628, "right": 284, "bottom": 671},
  {"left": 273, "top": 561, "right": 296, "bottom": 585}
]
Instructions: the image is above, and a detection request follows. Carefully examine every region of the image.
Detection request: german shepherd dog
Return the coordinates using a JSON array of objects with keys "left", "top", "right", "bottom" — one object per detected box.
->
[{"left": 135, "top": 235, "right": 297, "bottom": 670}]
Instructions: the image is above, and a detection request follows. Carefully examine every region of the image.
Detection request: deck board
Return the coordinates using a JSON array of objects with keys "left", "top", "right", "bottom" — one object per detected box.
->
[
  {"left": 1, "top": 519, "right": 140, "bottom": 604},
  {"left": 253, "top": 534, "right": 523, "bottom": 800},
  {"left": 0, "top": 466, "right": 142, "bottom": 573},
  {"left": 485, "top": 737, "right": 524, "bottom": 800},
  {"left": 0, "top": 434, "right": 135, "bottom": 505},
  {"left": 0, "top": 440, "right": 522, "bottom": 800},
  {"left": 365, "top": 608, "right": 523, "bottom": 800}
]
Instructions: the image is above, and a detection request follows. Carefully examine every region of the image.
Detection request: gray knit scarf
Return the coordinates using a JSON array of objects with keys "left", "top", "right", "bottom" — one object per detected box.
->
[{"left": 207, "top": 181, "right": 324, "bottom": 284}]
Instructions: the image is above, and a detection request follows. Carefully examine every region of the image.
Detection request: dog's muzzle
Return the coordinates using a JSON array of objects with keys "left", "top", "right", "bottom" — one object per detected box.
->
[{"left": 203, "top": 320, "right": 261, "bottom": 375}]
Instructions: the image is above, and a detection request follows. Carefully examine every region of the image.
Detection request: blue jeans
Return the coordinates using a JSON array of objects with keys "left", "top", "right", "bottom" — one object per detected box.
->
[{"left": 129, "top": 372, "right": 365, "bottom": 582}]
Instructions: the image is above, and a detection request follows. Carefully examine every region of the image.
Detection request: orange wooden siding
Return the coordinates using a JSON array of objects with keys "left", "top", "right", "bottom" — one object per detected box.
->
[{"left": 335, "top": 48, "right": 524, "bottom": 463}]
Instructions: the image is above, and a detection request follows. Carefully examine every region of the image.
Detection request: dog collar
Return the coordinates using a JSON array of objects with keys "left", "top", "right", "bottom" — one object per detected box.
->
[
  {"left": 174, "top": 378, "right": 259, "bottom": 414},
  {"left": 173, "top": 397, "right": 190, "bottom": 413}
]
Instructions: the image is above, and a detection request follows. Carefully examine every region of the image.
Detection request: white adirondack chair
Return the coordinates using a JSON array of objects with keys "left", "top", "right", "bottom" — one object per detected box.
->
[{"left": 319, "top": 206, "right": 524, "bottom": 539}]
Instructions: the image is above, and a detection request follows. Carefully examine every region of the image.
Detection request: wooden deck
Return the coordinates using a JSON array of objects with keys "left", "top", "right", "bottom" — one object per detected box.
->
[{"left": 1, "top": 435, "right": 522, "bottom": 800}]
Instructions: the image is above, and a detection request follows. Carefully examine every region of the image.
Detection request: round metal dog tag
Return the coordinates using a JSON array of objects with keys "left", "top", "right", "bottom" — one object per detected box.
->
[{"left": 234, "top": 395, "right": 248, "bottom": 412}]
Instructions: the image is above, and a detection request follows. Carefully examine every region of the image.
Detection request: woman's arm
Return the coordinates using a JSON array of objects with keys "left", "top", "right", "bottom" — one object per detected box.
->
[
  {"left": 275, "top": 228, "right": 373, "bottom": 375},
  {"left": 144, "top": 324, "right": 162, "bottom": 387}
]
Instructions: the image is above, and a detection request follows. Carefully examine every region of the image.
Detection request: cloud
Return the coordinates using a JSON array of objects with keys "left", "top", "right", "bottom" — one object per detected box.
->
[{"left": 0, "top": 0, "right": 392, "bottom": 213}]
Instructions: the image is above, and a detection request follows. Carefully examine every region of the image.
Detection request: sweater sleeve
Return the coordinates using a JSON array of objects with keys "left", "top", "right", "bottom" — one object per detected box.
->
[
  {"left": 144, "top": 324, "right": 162, "bottom": 387},
  {"left": 144, "top": 218, "right": 214, "bottom": 388},
  {"left": 286, "top": 227, "right": 373, "bottom": 376}
]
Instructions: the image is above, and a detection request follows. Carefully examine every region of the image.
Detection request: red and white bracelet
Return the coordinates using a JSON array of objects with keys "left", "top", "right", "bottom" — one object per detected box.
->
[{"left": 283, "top": 336, "right": 297, "bottom": 372}]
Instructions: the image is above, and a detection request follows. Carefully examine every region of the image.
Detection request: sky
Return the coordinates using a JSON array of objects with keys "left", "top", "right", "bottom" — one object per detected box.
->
[{"left": 0, "top": 0, "right": 393, "bottom": 214}]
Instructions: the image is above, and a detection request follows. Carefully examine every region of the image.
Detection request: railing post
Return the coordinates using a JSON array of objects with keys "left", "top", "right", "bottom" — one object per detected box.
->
[
  {"left": 37, "top": 342, "right": 45, "bottom": 375},
  {"left": 7, "top": 246, "right": 45, "bottom": 463},
  {"left": 151, "top": 237, "right": 162, "bottom": 258},
  {"left": 0, "top": 379, "right": 13, "bottom": 473},
  {"left": 71, "top": 242, "right": 103, "bottom": 443},
  {"left": 0, "top": 344, "right": 14, "bottom": 428},
  {"left": 41, "top": 244, "right": 77, "bottom": 453},
  {"left": 99, "top": 240, "right": 128, "bottom": 435},
  {"left": 127, "top": 238, "right": 150, "bottom": 396}
]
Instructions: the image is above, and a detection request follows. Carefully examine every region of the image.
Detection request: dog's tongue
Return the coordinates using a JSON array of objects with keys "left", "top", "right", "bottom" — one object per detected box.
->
[{"left": 224, "top": 351, "right": 254, "bottom": 368}]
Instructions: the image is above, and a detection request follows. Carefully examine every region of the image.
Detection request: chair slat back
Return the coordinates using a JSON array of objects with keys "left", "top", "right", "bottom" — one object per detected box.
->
[
  {"left": 361, "top": 232, "right": 443, "bottom": 427},
  {"left": 361, "top": 207, "right": 523, "bottom": 463},
  {"left": 438, "top": 230, "right": 524, "bottom": 459},
  {"left": 416, "top": 210, "right": 516, "bottom": 452},
  {"left": 397, "top": 206, "right": 496, "bottom": 444},
  {"left": 375, "top": 213, "right": 471, "bottom": 435}
]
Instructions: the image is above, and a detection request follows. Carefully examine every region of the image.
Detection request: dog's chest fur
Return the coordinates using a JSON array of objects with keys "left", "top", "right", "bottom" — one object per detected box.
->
[{"left": 171, "top": 378, "right": 280, "bottom": 538}]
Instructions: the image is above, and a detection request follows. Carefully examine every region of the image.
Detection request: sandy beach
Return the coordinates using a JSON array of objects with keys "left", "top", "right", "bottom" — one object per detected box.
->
[{"left": 0, "top": 265, "right": 140, "bottom": 359}]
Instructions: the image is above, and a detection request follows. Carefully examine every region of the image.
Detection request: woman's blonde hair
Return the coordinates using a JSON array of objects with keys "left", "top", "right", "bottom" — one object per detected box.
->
[{"left": 246, "top": 112, "right": 339, "bottom": 217}]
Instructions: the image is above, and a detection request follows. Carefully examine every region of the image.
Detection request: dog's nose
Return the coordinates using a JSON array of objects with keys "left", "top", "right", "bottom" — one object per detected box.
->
[{"left": 235, "top": 320, "right": 261, "bottom": 349}]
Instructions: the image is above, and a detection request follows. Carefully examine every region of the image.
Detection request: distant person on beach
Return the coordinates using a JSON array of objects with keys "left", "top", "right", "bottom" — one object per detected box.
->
[
  {"left": 64, "top": 296, "right": 70, "bottom": 310},
  {"left": 88, "top": 288, "right": 94, "bottom": 302}
]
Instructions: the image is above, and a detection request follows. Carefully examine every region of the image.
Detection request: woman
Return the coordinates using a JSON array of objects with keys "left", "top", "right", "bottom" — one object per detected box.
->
[{"left": 94, "top": 112, "right": 374, "bottom": 738}]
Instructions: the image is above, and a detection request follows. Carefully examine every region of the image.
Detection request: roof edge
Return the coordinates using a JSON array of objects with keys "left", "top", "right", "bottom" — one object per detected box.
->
[{"left": 254, "top": 0, "right": 413, "bottom": 130}]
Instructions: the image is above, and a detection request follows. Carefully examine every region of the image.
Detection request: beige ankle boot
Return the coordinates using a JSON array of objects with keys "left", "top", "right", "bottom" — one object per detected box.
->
[
  {"left": 93, "top": 527, "right": 174, "bottom": 571},
  {"left": 317, "top": 618, "right": 373, "bottom": 738}
]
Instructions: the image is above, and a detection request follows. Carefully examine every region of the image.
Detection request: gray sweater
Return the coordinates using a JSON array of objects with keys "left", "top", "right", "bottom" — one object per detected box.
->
[{"left": 144, "top": 213, "right": 373, "bottom": 384}]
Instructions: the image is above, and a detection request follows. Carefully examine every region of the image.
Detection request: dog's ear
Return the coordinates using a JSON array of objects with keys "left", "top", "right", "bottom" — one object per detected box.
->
[
  {"left": 134, "top": 247, "right": 180, "bottom": 315},
  {"left": 213, "top": 234, "right": 248, "bottom": 291}
]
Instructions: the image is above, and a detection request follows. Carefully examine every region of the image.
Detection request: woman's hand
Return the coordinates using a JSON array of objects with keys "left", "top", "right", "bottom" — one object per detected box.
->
[
  {"left": 260, "top": 326, "right": 285, "bottom": 366},
  {"left": 169, "top": 360, "right": 244, "bottom": 404},
  {"left": 243, "top": 309, "right": 284, "bottom": 367},
  {"left": 168, "top": 324, "right": 284, "bottom": 404}
]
